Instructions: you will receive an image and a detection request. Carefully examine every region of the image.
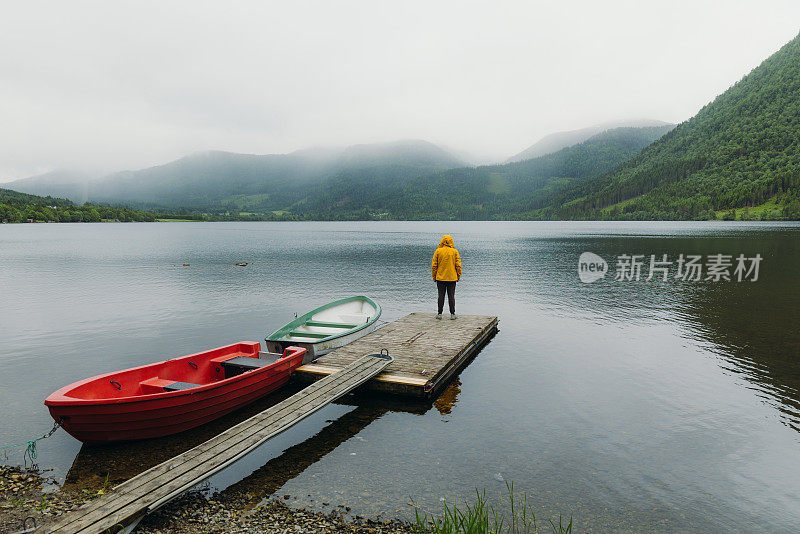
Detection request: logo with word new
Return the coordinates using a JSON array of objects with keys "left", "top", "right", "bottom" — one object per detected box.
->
[
  {"left": 578, "top": 252, "right": 762, "bottom": 283},
  {"left": 578, "top": 252, "right": 608, "bottom": 283}
]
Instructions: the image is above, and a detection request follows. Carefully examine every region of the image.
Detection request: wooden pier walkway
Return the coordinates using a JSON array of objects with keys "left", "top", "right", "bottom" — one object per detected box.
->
[
  {"left": 43, "top": 353, "right": 393, "bottom": 534},
  {"left": 296, "top": 313, "right": 498, "bottom": 397}
]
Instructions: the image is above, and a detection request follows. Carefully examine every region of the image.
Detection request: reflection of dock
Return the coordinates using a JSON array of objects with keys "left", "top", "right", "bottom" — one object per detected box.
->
[
  {"left": 217, "top": 388, "right": 458, "bottom": 509},
  {"left": 61, "top": 391, "right": 433, "bottom": 496},
  {"left": 61, "top": 383, "right": 308, "bottom": 494},
  {"left": 45, "top": 354, "right": 393, "bottom": 534},
  {"left": 219, "top": 404, "right": 388, "bottom": 508},
  {"left": 297, "top": 313, "right": 498, "bottom": 397}
]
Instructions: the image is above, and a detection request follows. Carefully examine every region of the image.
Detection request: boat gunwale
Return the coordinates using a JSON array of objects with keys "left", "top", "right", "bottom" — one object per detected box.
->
[
  {"left": 44, "top": 343, "right": 305, "bottom": 406},
  {"left": 47, "top": 367, "right": 292, "bottom": 416},
  {"left": 53, "top": 375, "right": 292, "bottom": 429},
  {"left": 265, "top": 296, "right": 382, "bottom": 345}
]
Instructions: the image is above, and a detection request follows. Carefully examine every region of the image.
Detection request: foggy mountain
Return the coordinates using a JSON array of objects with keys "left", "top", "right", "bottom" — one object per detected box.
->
[
  {"left": 289, "top": 125, "right": 675, "bottom": 219},
  {"left": 4, "top": 169, "right": 98, "bottom": 203},
  {"left": 507, "top": 119, "right": 674, "bottom": 163},
  {"left": 6, "top": 140, "right": 464, "bottom": 210}
]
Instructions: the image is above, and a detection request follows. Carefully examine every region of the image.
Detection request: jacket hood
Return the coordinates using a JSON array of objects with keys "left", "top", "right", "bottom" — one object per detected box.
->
[{"left": 439, "top": 235, "right": 454, "bottom": 248}]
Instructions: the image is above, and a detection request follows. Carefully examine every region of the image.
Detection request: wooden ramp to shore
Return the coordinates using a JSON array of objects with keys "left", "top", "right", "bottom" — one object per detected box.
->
[
  {"left": 296, "top": 313, "right": 498, "bottom": 397},
  {"left": 43, "top": 353, "right": 393, "bottom": 534}
]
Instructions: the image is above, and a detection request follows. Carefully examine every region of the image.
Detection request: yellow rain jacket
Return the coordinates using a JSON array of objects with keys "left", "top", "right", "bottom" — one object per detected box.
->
[{"left": 431, "top": 235, "right": 462, "bottom": 282}]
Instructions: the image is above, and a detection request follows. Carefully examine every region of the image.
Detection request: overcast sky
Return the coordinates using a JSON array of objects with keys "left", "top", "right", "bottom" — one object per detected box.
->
[{"left": 1, "top": 1, "right": 799, "bottom": 180}]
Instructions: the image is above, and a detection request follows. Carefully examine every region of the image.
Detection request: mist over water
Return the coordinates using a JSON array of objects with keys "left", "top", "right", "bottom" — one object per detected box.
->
[{"left": 1, "top": 221, "right": 799, "bottom": 532}]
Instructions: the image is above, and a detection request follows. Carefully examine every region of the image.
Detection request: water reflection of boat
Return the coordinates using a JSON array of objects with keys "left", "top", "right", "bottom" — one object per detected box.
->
[
  {"left": 46, "top": 342, "right": 306, "bottom": 444},
  {"left": 62, "top": 381, "right": 308, "bottom": 493},
  {"left": 61, "top": 392, "right": 435, "bottom": 498}
]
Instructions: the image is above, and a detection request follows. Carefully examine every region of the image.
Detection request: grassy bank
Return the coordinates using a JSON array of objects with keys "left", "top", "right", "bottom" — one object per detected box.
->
[{"left": 411, "top": 483, "right": 572, "bottom": 534}]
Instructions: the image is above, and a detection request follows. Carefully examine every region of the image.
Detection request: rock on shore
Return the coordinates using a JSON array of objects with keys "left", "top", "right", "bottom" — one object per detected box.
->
[{"left": 0, "top": 465, "right": 414, "bottom": 534}]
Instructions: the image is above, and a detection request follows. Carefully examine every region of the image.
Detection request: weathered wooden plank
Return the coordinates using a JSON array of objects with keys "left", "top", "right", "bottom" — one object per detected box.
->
[
  {"left": 44, "top": 354, "right": 392, "bottom": 534},
  {"left": 298, "top": 366, "right": 429, "bottom": 387}
]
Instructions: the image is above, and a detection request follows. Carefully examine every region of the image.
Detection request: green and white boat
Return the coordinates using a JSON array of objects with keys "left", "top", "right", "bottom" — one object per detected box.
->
[{"left": 265, "top": 296, "right": 382, "bottom": 362}]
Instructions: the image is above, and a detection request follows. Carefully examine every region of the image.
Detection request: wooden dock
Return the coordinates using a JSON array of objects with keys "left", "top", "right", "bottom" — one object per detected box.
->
[
  {"left": 43, "top": 353, "right": 393, "bottom": 534},
  {"left": 296, "top": 313, "right": 498, "bottom": 397}
]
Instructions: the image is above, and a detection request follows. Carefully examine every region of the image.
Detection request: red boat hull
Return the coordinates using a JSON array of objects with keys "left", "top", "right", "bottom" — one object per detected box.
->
[{"left": 45, "top": 342, "right": 306, "bottom": 444}]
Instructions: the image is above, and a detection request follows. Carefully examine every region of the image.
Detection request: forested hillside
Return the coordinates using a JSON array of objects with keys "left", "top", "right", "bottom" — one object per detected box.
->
[
  {"left": 0, "top": 188, "right": 158, "bottom": 222},
  {"left": 528, "top": 33, "right": 800, "bottom": 220}
]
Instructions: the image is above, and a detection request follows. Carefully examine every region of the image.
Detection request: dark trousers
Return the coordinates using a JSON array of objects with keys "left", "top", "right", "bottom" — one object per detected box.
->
[{"left": 437, "top": 281, "right": 456, "bottom": 314}]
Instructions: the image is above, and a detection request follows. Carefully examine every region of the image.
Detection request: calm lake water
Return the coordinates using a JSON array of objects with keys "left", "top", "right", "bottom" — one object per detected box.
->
[{"left": 1, "top": 221, "right": 799, "bottom": 532}]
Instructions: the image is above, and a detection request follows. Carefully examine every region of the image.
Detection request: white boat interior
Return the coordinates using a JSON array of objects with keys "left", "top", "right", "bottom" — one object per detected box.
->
[{"left": 287, "top": 299, "right": 379, "bottom": 340}]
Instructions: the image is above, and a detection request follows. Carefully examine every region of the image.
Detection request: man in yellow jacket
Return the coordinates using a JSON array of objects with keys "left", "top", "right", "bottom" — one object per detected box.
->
[{"left": 431, "top": 234, "right": 462, "bottom": 320}]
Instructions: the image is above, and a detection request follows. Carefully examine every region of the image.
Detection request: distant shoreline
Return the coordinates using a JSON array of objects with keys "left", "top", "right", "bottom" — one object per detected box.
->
[{"left": 3, "top": 217, "right": 799, "bottom": 224}]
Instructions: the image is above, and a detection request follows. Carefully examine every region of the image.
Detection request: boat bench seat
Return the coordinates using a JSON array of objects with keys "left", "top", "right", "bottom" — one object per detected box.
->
[
  {"left": 338, "top": 313, "right": 370, "bottom": 324},
  {"left": 257, "top": 351, "right": 283, "bottom": 364},
  {"left": 304, "top": 320, "right": 359, "bottom": 329},
  {"left": 163, "top": 381, "right": 201, "bottom": 391},
  {"left": 221, "top": 355, "right": 280, "bottom": 378},
  {"left": 288, "top": 330, "right": 330, "bottom": 339},
  {"left": 140, "top": 377, "right": 202, "bottom": 393}
]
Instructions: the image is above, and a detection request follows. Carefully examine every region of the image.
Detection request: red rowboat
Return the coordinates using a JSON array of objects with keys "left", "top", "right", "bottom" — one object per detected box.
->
[{"left": 44, "top": 342, "right": 306, "bottom": 444}]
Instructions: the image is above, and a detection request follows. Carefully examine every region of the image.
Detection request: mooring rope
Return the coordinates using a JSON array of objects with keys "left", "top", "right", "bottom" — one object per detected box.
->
[{"left": 0, "top": 420, "right": 62, "bottom": 465}]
